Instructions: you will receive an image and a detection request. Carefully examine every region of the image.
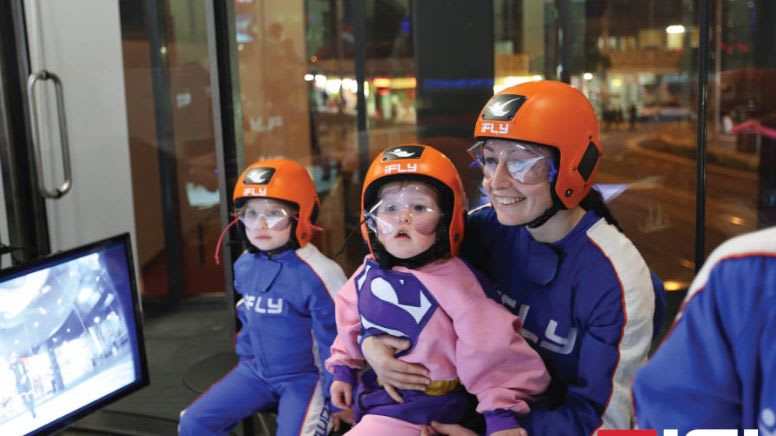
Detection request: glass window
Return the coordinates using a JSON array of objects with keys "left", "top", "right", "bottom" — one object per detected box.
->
[
  {"left": 121, "top": 0, "right": 226, "bottom": 301},
  {"left": 117, "top": 0, "right": 233, "bottom": 419},
  {"left": 707, "top": 0, "right": 776, "bottom": 257},
  {"left": 232, "top": 0, "right": 705, "bottom": 288},
  {"left": 233, "top": 0, "right": 418, "bottom": 273},
  {"left": 493, "top": 1, "right": 698, "bottom": 289},
  {"left": 573, "top": 0, "right": 698, "bottom": 290}
]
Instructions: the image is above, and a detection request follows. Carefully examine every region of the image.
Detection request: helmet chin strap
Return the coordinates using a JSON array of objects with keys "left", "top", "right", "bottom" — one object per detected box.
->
[
  {"left": 371, "top": 237, "right": 446, "bottom": 270},
  {"left": 525, "top": 189, "right": 564, "bottom": 229},
  {"left": 257, "top": 240, "right": 296, "bottom": 258},
  {"left": 525, "top": 204, "right": 559, "bottom": 228}
]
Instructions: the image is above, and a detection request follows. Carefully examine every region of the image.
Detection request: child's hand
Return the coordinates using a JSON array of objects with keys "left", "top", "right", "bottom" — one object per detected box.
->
[
  {"left": 330, "top": 381, "right": 353, "bottom": 410},
  {"left": 331, "top": 408, "right": 354, "bottom": 432}
]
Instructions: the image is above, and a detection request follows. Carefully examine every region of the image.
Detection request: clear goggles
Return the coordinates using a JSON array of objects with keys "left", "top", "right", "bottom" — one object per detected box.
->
[
  {"left": 467, "top": 140, "right": 554, "bottom": 185},
  {"left": 365, "top": 184, "right": 442, "bottom": 236},
  {"left": 237, "top": 200, "right": 294, "bottom": 231}
]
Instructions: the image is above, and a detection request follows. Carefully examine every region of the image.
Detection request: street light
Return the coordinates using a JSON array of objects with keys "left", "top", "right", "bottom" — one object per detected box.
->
[
  {"left": 666, "top": 25, "right": 686, "bottom": 34},
  {"left": 666, "top": 25, "right": 687, "bottom": 50}
]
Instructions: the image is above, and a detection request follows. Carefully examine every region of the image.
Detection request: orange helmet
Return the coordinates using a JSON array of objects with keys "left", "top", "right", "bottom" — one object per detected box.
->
[
  {"left": 473, "top": 80, "right": 602, "bottom": 209},
  {"left": 361, "top": 145, "right": 467, "bottom": 258},
  {"left": 233, "top": 158, "right": 320, "bottom": 247}
]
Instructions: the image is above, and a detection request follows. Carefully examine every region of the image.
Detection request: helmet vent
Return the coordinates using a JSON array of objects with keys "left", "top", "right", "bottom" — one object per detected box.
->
[
  {"left": 243, "top": 167, "right": 275, "bottom": 185},
  {"left": 481, "top": 94, "right": 526, "bottom": 121},
  {"left": 577, "top": 142, "right": 600, "bottom": 181},
  {"left": 382, "top": 145, "right": 425, "bottom": 161}
]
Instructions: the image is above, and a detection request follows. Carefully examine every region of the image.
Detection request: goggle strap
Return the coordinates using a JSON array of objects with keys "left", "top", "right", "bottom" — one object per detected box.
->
[
  {"left": 548, "top": 161, "right": 558, "bottom": 183},
  {"left": 214, "top": 216, "right": 240, "bottom": 265},
  {"left": 334, "top": 216, "right": 367, "bottom": 258},
  {"left": 291, "top": 215, "right": 325, "bottom": 232}
]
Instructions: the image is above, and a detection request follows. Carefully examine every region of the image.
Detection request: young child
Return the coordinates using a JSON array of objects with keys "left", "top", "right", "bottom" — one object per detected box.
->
[
  {"left": 325, "top": 145, "right": 550, "bottom": 435},
  {"left": 180, "top": 158, "right": 349, "bottom": 436}
]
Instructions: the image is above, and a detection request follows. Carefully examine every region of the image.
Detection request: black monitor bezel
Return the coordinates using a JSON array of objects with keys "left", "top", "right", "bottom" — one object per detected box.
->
[{"left": 0, "top": 232, "right": 150, "bottom": 436}]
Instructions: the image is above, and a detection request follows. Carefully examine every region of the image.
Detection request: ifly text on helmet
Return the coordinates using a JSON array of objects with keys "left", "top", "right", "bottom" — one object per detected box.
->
[
  {"left": 480, "top": 121, "right": 509, "bottom": 135},
  {"left": 384, "top": 163, "right": 418, "bottom": 174},
  {"left": 242, "top": 186, "right": 267, "bottom": 197}
]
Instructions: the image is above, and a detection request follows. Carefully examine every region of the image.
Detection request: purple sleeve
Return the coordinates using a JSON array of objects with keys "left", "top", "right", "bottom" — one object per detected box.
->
[
  {"left": 330, "top": 364, "right": 358, "bottom": 386},
  {"left": 324, "top": 266, "right": 368, "bottom": 376},
  {"left": 483, "top": 409, "right": 521, "bottom": 434}
]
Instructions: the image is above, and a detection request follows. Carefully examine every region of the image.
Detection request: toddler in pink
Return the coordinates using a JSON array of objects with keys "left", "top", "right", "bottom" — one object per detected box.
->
[{"left": 325, "top": 145, "right": 549, "bottom": 435}]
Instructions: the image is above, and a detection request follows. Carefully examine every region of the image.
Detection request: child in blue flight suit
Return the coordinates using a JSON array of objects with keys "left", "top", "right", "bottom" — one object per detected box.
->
[{"left": 179, "top": 158, "right": 349, "bottom": 436}]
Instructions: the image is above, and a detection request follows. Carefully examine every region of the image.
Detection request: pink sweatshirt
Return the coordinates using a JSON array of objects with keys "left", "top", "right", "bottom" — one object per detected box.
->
[{"left": 326, "top": 256, "right": 550, "bottom": 421}]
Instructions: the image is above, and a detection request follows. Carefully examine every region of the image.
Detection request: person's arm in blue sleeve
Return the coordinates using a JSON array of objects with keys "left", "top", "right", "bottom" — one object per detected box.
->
[
  {"left": 306, "top": 274, "right": 339, "bottom": 404},
  {"left": 523, "top": 276, "right": 653, "bottom": 435},
  {"left": 762, "top": 292, "right": 776, "bottom": 430},
  {"left": 234, "top": 293, "right": 254, "bottom": 360},
  {"left": 633, "top": 256, "right": 774, "bottom": 434}
]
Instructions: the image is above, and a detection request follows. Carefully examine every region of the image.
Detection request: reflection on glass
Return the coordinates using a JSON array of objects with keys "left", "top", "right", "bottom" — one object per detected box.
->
[
  {"left": 492, "top": 1, "right": 700, "bottom": 287},
  {"left": 594, "top": 2, "right": 697, "bottom": 287},
  {"left": 230, "top": 0, "right": 776, "bottom": 291},
  {"left": 121, "top": 0, "right": 223, "bottom": 301},
  {"left": 707, "top": 0, "right": 776, "bottom": 256},
  {"left": 233, "top": 0, "right": 418, "bottom": 273}
]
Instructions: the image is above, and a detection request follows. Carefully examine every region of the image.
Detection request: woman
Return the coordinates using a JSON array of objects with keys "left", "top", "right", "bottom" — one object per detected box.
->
[{"left": 361, "top": 81, "right": 657, "bottom": 435}]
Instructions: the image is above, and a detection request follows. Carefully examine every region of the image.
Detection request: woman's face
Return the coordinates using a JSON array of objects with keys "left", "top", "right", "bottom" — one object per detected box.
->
[
  {"left": 239, "top": 198, "right": 294, "bottom": 251},
  {"left": 479, "top": 138, "right": 554, "bottom": 226},
  {"left": 372, "top": 181, "right": 441, "bottom": 260}
]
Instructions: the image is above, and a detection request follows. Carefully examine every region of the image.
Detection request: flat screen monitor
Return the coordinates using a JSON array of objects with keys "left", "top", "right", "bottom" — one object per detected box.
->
[{"left": 0, "top": 234, "right": 149, "bottom": 435}]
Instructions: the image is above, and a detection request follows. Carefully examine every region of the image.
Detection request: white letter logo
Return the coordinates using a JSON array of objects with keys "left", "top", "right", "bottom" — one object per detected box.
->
[
  {"left": 243, "top": 187, "right": 267, "bottom": 196},
  {"left": 481, "top": 122, "right": 509, "bottom": 135},
  {"left": 761, "top": 408, "right": 775, "bottom": 436},
  {"left": 384, "top": 163, "right": 418, "bottom": 174},
  {"left": 252, "top": 297, "right": 284, "bottom": 315}
]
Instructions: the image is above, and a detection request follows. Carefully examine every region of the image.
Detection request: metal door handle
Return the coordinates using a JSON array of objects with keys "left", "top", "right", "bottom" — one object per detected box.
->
[{"left": 27, "top": 70, "right": 72, "bottom": 199}]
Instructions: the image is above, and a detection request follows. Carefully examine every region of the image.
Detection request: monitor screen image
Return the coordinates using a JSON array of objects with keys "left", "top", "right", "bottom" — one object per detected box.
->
[{"left": 0, "top": 234, "right": 148, "bottom": 436}]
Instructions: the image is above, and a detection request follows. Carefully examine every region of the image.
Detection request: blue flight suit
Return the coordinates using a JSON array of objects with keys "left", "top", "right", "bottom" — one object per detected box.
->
[
  {"left": 462, "top": 207, "right": 657, "bottom": 435},
  {"left": 179, "top": 244, "right": 346, "bottom": 436},
  {"left": 633, "top": 227, "right": 776, "bottom": 434}
]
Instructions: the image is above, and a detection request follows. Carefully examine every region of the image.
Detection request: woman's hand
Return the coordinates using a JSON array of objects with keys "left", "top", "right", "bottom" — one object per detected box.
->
[
  {"left": 331, "top": 408, "right": 354, "bottom": 432},
  {"left": 491, "top": 428, "right": 528, "bottom": 436},
  {"left": 330, "top": 381, "right": 353, "bottom": 410},
  {"left": 420, "top": 422, "right": 527, "bottom": 436},
  {"left": 361, "top": 335, "right": 430, "bottom": 402},
  {"left": 420, "top": 421, "right": 476, "bottom": 436}
]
